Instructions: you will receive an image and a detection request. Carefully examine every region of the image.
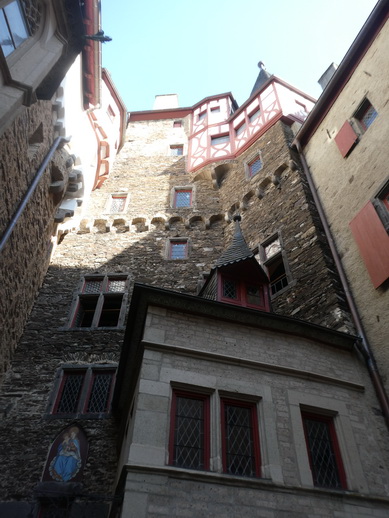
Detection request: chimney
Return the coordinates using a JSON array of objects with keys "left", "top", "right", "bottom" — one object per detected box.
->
[
  {"left": 318, "top": 63, "right": 338, "bottom": 91},
  {"left": 153, "top": 94, "right": 179, "bottom": 110}
]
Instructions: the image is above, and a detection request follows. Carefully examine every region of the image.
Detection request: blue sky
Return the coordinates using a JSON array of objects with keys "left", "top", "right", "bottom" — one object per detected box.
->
[{"left": 101, "top": 0, "right": 377, "bottom": 112}]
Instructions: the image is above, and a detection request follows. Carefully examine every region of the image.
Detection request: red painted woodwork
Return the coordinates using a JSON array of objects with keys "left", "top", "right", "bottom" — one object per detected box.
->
[
  {"left": 334, "top": 121, "right": 358, "bottom": 157},
  {"left": 349, "top": 201, "right": 389, "bottom": 288}
]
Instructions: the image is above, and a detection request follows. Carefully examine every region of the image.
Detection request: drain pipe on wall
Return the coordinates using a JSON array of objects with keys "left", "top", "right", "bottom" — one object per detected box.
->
[
  {"left": 0, "top": 136, "right": 69, "bottom": 254},
  {"left": 294, "top": 139, "right": 389, "bottom": 430}
]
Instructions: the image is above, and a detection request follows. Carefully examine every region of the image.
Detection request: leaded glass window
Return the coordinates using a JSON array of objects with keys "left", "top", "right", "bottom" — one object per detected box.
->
[
  {"left": 110, "top": 195, "right": 127, "bottom": 213},
  {"left": 170, "top": 392, "right": 209, "bottom": 470},
  {"left": 355, "top": 99, "right": 378, "bottom": 131},
  {"left": 170, "top": 241, "right": 187, "bottom": 260},
  {"left": 87, "top": 372, "right": 114, "bottom": 413},
  {"left": 248, "top": 155, "right": 263, "bottom": 177},
  {"left": 56, "top": 372, "right": 84, "bottom": 413},
  {"left": 222, "top": 400, "right": 260, "bottom": 477},
  {"left": 302, "top": 413, "right": 346, "bottom": 489},
  {"left": 223, "top": 279, "right": 237, "bottom": 299},
  {"left": 53, "top": 368, "right": 115, "bottom": 416},
  {"left": 174, "top": 189, "right": 192, "bottom": 208}
]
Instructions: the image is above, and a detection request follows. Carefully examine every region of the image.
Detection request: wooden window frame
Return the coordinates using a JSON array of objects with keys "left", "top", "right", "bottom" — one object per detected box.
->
[
  {"left": 68, "top": 275, "right": 128, "bottom": 329},
  {"left": 301, "top": 412, "right": 347, "bottom": 490},
  {"left": 245, "top": 153, "right": 263, "bottom": 178},
  {"left": 220, "top": 398, "right": 261, "bottom": 477},
  {"left": 173, "top": 120, "right": 182, "bottom": 128},
  {"left": 51, "top": 366, "right": 116, "bottom": 418},
  {"left": 218, "top": 276, "right": 269, "bottom": 311},
  {"left": 198, "top": 111, "right": 207, "bottom": 121},
  {"left": 169, "top": 389, "right": 210, "bottom": 470}
]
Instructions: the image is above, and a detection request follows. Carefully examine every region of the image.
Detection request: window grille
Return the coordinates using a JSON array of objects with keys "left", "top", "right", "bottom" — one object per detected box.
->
[
  {"left": 355, "top": 99, "right": 378, "bottom": 131},
  {"left": 223, "top": 279, "right": 237, "bottom": 299}
]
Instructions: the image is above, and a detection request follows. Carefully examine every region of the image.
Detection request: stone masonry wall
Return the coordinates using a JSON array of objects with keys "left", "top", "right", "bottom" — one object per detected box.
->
[
  {"left": 0, "top": 101, "right": 71, "bottom": 381},
  {"left": 0, "top": 114, "right": 357, "bottom": 511}
]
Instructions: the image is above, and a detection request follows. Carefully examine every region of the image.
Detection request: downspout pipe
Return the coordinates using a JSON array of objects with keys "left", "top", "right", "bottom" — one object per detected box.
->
[
  {"left": 0, "top": 136, "right": 69, "bottom": 254},
  {"left": 294, "top": 139, "right": 389, "bottom": 429}
]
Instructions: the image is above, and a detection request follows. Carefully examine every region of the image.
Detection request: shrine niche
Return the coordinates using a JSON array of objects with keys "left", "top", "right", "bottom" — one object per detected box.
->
[{"left": 42, "top": 425, "right": 88, "bottom": 483}]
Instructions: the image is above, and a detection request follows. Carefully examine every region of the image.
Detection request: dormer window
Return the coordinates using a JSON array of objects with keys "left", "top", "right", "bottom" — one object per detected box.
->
[{"left": 219, "top": 276, "right": 268, "bottom": 311}]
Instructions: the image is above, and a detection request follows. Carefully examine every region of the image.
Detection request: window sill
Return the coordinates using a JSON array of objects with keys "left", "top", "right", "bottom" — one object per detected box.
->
[
  {"left": 44, "top": 412, "right": 112, "bottom": 420},
  {"left": 60, "top": 326, "right": 126, "bottom": 332},
  {"left": 270, "top": 279, "right": 296, "bottom": 299}
]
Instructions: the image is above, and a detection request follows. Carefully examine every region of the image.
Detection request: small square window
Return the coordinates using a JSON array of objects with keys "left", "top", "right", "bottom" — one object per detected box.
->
[
  {"left": 249, "top": 108, "right": 260, "bottom": 123},
  {"left": 302, "top": 412, "right": 347, "bottom": 489},
  {"left": 198, "top": 111, "right": 207, "bottom": 121},
  {"left": 221, "top": 399, "right": 261, "bottom": 477},
  {"left": 247, "top": 155, "right": 263, "bottom": 177},
  {"left": 211, "top": 134, "right": 230, "bottom": 146},
  {"left": 52, "top": 367, "right": 115, "bottom": 416},
  {"left": 70, "top": 275, "right": 128, "bottom": 329},
  {"left": 169, "top": 390, "right": 210, "bottom": 470},
  {"left": 110, "top": 194, "right": 127, "bottom": 213},
  {"left": 170, "top": 145, "right": 184, "bottom": 156},
  {"left": 169, "top": 240, "right": 188, "bottom": 260},
  {"left": 354, "top": 99, "right": 378, "bottom": 132},
  {"left": 173, "top": 120, "right": 182, "bottom": 128},
  {"left": 174, "top": 189, "right": 192, "bottom": 208}
]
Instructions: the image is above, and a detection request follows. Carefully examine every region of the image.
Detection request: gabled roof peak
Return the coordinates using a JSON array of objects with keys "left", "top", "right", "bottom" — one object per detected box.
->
[{"left": 214, "top": 214, "right": 254, "bottom": 268}]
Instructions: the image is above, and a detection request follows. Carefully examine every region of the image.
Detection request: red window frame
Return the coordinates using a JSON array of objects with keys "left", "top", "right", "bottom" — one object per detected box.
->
[
  {"left": 52, "top": 368, "right": 116, "bottom": 416},
  {"left": 235, "top": 122, "right": 246, "bottom": 136},
  {"left": 210, "top": 106, "right": 220, "bottom": 113},
  {"left": 174, "top": 189, "right": 192, "bottom": 208},
  {"left": 169, "top": 240, "right": 188, "bottom": 260},
  {"left": 220, "top": 398, "right": 261, "bottom": 477},
  {"left": 301, "top": 412, "right": 347, "bottom": 490},
  {"left": 169, "top": 390, "right": 210, "bottom": 470},
  {"left": 110, "top": 194, "right": 127, "bottom": 213},
  {"left": 218, "top": 276, "right": 269, "bottom": 311},
  {"left": 248, "top": 155, "right": 263, "bottom": 177},
  {"left": 170, "top": 145, "right": 184, "bottom": 156},
  {"left": 198, "top": 111, "right": 207, "bottom": 121},
  {"left": 173, "top": 120, "right": 182, "bottom": 128}
]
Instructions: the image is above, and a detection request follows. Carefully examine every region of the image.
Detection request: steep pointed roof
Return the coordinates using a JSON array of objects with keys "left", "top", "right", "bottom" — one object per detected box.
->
[
  {"left": 250, "top": 61, "right": 272, "bottom": 98},
  {"left": 214, "top": 215, "right": 254, "bottom": 268}
]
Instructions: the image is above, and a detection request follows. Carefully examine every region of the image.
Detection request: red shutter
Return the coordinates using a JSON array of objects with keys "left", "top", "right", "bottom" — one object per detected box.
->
[
  {"left": 334, "top": 121, "right": 358, "bottom": 157},
  {"left": 349, "top": 201, "right": 389, "bottom": 288}
]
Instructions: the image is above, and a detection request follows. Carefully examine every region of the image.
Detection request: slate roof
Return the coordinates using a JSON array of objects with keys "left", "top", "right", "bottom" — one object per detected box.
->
[
  {"left": 250, "top": 61, "right": 272, "bottom": 98},
  {"left": 214, "top": 215, "right": 254, "bottom": 268}
]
